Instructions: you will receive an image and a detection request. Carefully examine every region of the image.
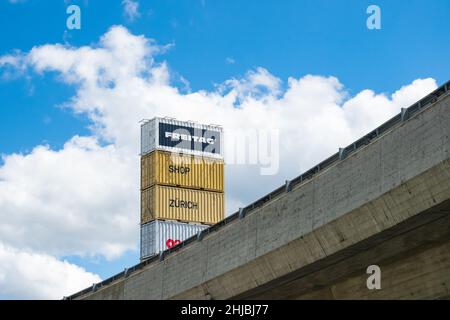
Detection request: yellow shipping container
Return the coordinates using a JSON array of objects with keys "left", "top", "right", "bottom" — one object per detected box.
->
[
  {"left": 141, "top": 150, "right": 224, "bottom": 192},
  {"left": 141, "top": 185, "right": 225, "bottom": 225}
]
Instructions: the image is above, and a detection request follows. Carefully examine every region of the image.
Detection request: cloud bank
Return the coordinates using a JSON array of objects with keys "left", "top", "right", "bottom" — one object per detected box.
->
[
  {"left": 122, "top": 0, "right": 140, "bottom": 22},
  {"left": 0, "top": 243, "right": 100, "bottom": 300}
]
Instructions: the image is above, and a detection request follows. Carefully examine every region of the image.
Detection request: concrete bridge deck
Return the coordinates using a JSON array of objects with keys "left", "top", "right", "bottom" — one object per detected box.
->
[{"left": 69, "top": 81, "right": 450, "bottom": 300}]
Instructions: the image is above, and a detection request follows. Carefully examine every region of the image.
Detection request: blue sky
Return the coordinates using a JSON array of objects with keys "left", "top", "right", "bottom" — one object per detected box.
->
[
  {"left": 1, "top": 0, "right": 449, "bottom": 156},
  {"left": 0, "top": 0, "right": 449, "bottom": 298}
]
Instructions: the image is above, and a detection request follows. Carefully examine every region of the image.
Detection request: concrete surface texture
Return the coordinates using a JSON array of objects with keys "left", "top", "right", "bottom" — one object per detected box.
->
[{"left": 79, "top": 90, "right": 450, "bottom": 300}]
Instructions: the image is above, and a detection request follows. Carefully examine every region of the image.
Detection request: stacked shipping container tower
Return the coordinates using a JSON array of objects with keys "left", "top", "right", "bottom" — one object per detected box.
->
[{"left": 140, "top": 117, "right": 225, "bottom": 259}]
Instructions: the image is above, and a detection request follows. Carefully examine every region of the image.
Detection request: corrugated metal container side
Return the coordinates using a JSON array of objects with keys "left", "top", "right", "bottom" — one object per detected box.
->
[
  {"left": 141, "top": 150, "right": 225, "bottom": 192},
  {"left": 141, "top": 185, "right": 225, "bottom": 225},
  {"left": 141, "top": 119, "right": 157, "bottom": 157},
  {"left": 140, "top": 220, "right": 209, "bottom": 259},
  {"left": 140, "top": 117, "right": 224, "bottom": 159}
]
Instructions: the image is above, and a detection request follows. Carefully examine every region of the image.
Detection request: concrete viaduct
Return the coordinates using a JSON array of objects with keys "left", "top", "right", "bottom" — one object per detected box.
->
[{"left": 69, "top": 81, "right": 450, "bottom": 300}]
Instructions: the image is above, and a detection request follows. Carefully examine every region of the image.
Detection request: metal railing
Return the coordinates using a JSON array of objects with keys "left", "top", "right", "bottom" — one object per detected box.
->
[{"left": 66, "top": 79, "right": 450, "bottom": 300}]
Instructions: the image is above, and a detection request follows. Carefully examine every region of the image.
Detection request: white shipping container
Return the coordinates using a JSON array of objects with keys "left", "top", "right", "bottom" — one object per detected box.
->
[
  {"left": 140, "top": 220, "right": 209, "bottom": 260},
  {"left": 141, "top": 117, "right": 224, "bottom": 159}
]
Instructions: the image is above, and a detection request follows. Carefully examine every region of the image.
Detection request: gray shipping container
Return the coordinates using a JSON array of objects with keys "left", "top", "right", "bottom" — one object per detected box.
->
[
  {"left": 140, "top": 117, "right": 224, "bottom": 159},
  {"left": 140, "top": 220, "right": 209, "bottom": 260}
]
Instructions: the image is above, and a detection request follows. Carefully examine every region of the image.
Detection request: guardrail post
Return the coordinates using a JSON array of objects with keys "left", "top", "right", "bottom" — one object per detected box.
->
[
  {"left": 197, "top": 230, "right": 205, "bottom": 241},
  {"left": 401, "top": 108, "right": 407, "bottom": 121},
  {"left": 92, "top": 283, "right": 98, "bottom": 292},
  {"left": 339, "top": 148, "right": 345, "bottom": 160},
  {"left": 159, "top": 251, "right": 165, "bottom": 262},
  {"left": 285, "top": 180, "right": 292, "bottom": 192},
  {"left": 238, "top": 207, "right": 246, "bottom": 219},
  {"left": 124, "top": 268, "right": 129, "bottom": 278}
]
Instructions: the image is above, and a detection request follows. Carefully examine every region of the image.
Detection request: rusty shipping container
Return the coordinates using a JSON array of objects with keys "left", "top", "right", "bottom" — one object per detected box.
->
[
  {"left": 140, "top": 220, "right": 209, "bottom": 260},
  {"left": 141, "top": 185, "right": 225, "bottom": 224},
  {"left": 141, "top": 150, "right": 224, "bottom": 192}
]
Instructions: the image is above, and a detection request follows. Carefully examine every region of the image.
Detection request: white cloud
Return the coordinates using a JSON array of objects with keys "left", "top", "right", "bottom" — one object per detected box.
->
[
  {"left": 225, "top": 57, "right": 235, "bottom": 64},
  {"left": 0, "top": 136, "right": 139, "bottom": 260},
  {"left": 0, "top": 243, "right": 100, "bottom": 299},
  {"left": 0, "top": 25, "right": 438, "bottom": 298},
  {"left": 122, "top": 0, "right": 140, "bottom": 22},
  {"left": 0, "top": 52, "right": 27, "bottom": 79},
  {"left": 220, "top": 67, "right": 282, "bottom": 101},
  {"left": 0, "top": 55, "right": 21, "bottom": 66},
  {"left": 342, "top": 78, "right": 437, "bottom": 138}
]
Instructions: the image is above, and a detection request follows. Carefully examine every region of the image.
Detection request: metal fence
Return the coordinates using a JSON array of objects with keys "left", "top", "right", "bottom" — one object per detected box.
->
[{"left": 65, "top": 80, "right": 450, "bottom": 300}]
